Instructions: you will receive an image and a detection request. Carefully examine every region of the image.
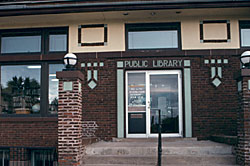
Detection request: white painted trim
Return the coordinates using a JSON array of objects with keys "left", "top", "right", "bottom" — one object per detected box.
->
[
  {"left": 126, "top": 71, "right": 147, "bottom": 138},
  {"left": 146, "top": 72, "right": 150, "bottom": 136}
]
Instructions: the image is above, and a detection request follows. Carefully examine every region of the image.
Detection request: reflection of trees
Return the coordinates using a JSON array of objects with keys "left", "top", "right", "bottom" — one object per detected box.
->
[
  {"left": 2, "top": 76, "right": 40, "bottom": 113},
  {"left": 49, "top": 97, "right": 58, "bottom": 113}
]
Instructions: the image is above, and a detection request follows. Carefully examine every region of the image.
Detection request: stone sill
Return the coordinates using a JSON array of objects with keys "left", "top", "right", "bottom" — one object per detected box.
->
[{"left": 0, "top": 117, "right": 58, "bottom": 122}]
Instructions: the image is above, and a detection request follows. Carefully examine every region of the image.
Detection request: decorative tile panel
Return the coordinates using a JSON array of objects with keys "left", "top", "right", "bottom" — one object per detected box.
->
[
  {"left": 204, "top": 58, "right": 228, "bottom": 87},
  {"left": 212, "top": 78, "right": 221, "bottom": 87},
  {"left": 63, "top": 82, "right": 73, "bottom": 91},
  {"left": 82, "top": 61, "right": 104, "bottom": 89},
  {"left": 184, "top": 60, "right": 191, "bottom": 67}
]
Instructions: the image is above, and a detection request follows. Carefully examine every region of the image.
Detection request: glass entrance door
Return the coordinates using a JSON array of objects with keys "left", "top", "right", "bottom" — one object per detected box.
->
[
  {"left": 149, "top": 71, "right": 182, "bottom": 136},
  {"left": 126, "top": 70, "right": 182, "bottom": 137}
]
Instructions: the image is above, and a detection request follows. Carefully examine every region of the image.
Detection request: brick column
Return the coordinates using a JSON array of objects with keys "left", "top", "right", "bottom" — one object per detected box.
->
[
  {"left": 236, "top": 69, "right": 250, "bottom": 165},
  {"left": 56, "top": 70, "right": 84, "bottom": 166}
]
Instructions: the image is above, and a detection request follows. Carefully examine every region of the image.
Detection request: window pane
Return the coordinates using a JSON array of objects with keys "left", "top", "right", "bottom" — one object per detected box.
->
[
  {"left": 127, "top": 73, "right": 146, "bottom": 107},
  {"left": 0, "top": 151, "right": 2, "bottom": 166},
  {"left": 33, "top": 149, "right": 57, "bottom": 166},
  {"left": 241, "top": 29, "right": 250, "bottom": 47},
  {"left": 0, "top": 65, "right": 41, "bottom": 114},
  {"left": 0, "top": 150, "right": 9, "bottom": 166},
  {"left": 1, "top": 36, "right": 41, "bottom": 53},
  {"left": 128, "top": 30, "right": 178, "bottom": 49},
  {"left": 48, "top": 64, "right": 64, "bottom": 114},
  {"left": 49, "top": 34, "right": 67, "bottom": 52}
]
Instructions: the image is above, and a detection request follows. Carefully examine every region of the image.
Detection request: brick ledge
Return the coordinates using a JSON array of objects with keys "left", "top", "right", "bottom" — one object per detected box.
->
[{"left": 0, "top": 117, "right": 57, "bottom": 122}]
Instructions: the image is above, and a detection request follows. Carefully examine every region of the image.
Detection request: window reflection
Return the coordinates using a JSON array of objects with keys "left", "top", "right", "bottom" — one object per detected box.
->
[
  {"left": 241, "top": 29, "right": 250, "bottom": 47},
  {"left": 48, "top": 64, "right": 64, "bottom": 114},
  {"left": 1, "top": 36, "right": 41, "bottom": 54},
  {"left": 49, "top": 34, "right": 67, "bottom": 52},
  {"left": 128, "top": 30, "right": 178, "bottom": 49},
  {"left": 0, "top": 65, "right": 41, "bottom": 114},
  {"left": 150, "top": 74, "right": 179, "bottom": 134}
]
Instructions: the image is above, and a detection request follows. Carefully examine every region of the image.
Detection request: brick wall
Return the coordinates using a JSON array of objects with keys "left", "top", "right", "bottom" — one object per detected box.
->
[
  {"left": 191, "top": 55, "right": 239, "bottom": 139},
  {"left": 81, "top": 60, "right": 117, "bottom": 140},
  {"left": 79, "top": 52, "right": 239, "bottom": 140},
  {"left": 0, "top": 51, "right": 240, "bottom": 149},
  {"left": 0, "top": 118, "right": 57, "bottom": 147},
  {"left": 57, "top": 70, "right": 84, "bottom": 166},
  {"left": 236, "top": 72, "right": 250, "bottom": 165}
]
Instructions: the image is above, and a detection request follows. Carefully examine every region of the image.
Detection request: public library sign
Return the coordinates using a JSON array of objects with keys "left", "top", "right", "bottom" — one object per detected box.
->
[{"left": 124, "top": 60, "right": 183, "bottom": 68}]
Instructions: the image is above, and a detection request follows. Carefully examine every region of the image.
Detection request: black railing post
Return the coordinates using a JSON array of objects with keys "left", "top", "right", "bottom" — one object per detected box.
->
[{"left": 157, "top": 109, "right": 162, "bottom": 166}]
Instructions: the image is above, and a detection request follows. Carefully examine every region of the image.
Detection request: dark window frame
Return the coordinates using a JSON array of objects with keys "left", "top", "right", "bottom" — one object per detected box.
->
[
  {"left": 0, "top": 27, "right": 68, "bottom": 55},
  {"left": 0, "top": 61, "right": 62, "bottom": 117},
  {"left": 239, "top": 20, "right": 250, "bottom": 48},
  {"left": 125, "top": 22, "right": 181, "bottom": 51}
]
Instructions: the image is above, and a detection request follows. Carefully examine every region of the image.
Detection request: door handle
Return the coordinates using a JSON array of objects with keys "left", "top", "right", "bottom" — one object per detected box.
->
[{"left": 148, "top": 101, "right": 150, "bottom": 109}]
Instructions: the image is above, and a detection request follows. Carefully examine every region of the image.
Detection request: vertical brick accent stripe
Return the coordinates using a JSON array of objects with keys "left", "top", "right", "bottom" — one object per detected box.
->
[
  {"left": 56, "top": 71, "right": 84, "bottom": 166},
  {"left": 236, "top": 69, "right": 250, "bottom": 165}
]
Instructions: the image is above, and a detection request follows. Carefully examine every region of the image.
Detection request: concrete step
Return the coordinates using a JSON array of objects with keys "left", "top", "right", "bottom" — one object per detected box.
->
[
  {"left": 86, "top": 141, "right": 233, "bottom": 156},
  {"left": 86, "top": 146, "right": 232, "bottom": 156},
  {"left": 82, "top": 164, "right": 238, "bottom": 166},
  {"left": 84, "top": 139, "right": 237, "bottom": 165},
  {"left": 84, "top": 155, "right": 236, "bottom": 165}
]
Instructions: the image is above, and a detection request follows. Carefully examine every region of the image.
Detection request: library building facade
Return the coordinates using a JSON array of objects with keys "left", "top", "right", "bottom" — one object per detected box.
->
[{"left": 0, "top": 0, "right": 250, "bottom": 165}]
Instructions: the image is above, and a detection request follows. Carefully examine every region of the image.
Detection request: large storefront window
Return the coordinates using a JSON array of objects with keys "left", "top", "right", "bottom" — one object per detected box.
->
[
  {"left": 0, "top": 63, "right": 64, "bottom": 116},
  {"left": 0, "top": 27, "right": 68, "bottom": 116},
  {"left": 1, "top": 65, "right": 41, "bottom": 114}
]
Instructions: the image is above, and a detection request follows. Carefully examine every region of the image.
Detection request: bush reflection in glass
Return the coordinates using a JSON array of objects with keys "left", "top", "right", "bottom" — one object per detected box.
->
[{"left": 0, "top": 65, "right": 41, "bottom": 114}]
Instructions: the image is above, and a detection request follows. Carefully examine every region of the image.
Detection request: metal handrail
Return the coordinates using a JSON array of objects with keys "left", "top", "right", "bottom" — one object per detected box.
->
[{"left": 157, "top": 109, "right": 162, "bottom": 166}]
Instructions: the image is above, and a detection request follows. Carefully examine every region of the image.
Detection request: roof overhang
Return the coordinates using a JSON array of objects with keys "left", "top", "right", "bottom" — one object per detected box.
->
[{"left": 0, "top": 0, "right": 250, "bottom": 17}]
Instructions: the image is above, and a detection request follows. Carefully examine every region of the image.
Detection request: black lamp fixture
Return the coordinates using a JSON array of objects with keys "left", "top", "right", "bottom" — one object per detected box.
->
[
  {"left": 63, "top": 53, "right": 78, "bottom": 71},
  {"left": 241, "top": 51, "right": 250, "bottom": 69}
]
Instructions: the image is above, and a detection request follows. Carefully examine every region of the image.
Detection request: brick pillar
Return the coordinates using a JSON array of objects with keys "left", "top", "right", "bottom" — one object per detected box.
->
[
  {"left": 56, "top": 70, "right": 84, "bottom": 166},
  {"left": 236, "top": 69, "right": 250, "bottom": 165}
]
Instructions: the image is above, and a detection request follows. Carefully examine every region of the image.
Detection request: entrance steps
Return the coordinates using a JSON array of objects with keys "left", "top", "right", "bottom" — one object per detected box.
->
[{"left": 82, "top": 138, "right": 238, "bottom": 166}]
